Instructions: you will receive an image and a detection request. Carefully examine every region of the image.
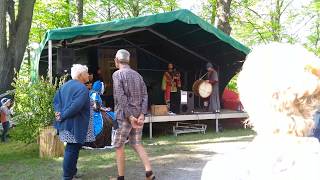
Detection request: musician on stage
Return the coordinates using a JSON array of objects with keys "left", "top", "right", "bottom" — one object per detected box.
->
[
  {"left": 161, "top": 63, "right": 181, "bottom": 108},
  {"left": 205, "top": 62, "right": 220, "bottom": 113}
]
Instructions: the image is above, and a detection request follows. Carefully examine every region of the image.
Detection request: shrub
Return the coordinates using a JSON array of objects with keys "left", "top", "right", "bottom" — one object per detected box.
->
[
  {"left": 11, "top": 74, "right": 58, "bottom": 143},
  {"left": 226, "top": 74, "right": 238, "bottom": 92}
]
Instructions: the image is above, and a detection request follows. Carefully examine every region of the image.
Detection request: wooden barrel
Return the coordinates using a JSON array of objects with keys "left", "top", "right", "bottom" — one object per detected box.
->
[
  {"left": 192, "top": 80, "right": 213, "bottom": 98},
  {"left": 39, "top": 126, "right": 64, "bottom": 158}
]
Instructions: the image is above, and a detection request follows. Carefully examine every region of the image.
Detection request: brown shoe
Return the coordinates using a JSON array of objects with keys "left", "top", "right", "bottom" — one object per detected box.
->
[{"left": 146, "top": 174, "right": 155, "bottom": 180}]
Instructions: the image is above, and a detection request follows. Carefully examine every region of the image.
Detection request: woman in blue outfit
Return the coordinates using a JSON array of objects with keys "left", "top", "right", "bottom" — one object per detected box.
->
[
  {"left": 90, "top": 80, "right": 104, "bottom": 136},
  {"left": 89, "top": 80, "right": 117, "bottom": 147}
]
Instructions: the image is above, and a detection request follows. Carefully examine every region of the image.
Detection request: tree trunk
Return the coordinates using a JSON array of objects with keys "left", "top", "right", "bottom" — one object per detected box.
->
[
  {"left": 7, "top": 0, "right": 15, "bottom": 42},
  {"left": 76, "top": 0, "right": 83, "bottom": 25},
  {"left": 271, "top": 0, "right": 283, "bottom": 42},
  {"left": 215, "top": 0, "right": 232, "bottom": 35},
  {"left": 66, "top": 0, "right": 72, "bottom": 26},
  {"left": 210, "top": 0, "right": 217, "bottom": 25},
  {"left": 0, "top": 0, "right": 6, "bottom": 60},
  {"left": 0, "top": 0, "right": 36, "bottom": 94},
  {"left": 129, "top": 0, "right": 140, "bottom": 17},
  {"left": 0, "top": 0, "right": 8, "bottom": 93},
  {"left": 107, "top": 0, "right": 112, "bottom": 21}
]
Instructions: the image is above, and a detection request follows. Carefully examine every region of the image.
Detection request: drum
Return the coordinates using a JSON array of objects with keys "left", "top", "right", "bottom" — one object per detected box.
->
[{"left": 192, "top": 80, "right": 213, "bottom": 98}]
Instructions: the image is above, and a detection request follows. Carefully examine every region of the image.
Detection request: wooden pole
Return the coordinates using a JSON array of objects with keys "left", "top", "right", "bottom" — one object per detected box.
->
[{"left": 48, "top": 40, "right": 53, "bottom": 83}]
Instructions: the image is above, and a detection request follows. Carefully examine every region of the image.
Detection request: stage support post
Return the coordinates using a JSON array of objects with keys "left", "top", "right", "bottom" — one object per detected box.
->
[
  {"left": 215, "top": 113, "right": 219, "bottom": 133},
  {"left": 149, "top": 116, "right": 153, "bottom": 139},
  {"left": 48, "top": 40, "right": 53, "bottom": 84}
]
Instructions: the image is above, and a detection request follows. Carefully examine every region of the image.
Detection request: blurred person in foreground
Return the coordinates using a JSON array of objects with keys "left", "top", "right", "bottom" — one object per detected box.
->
[
  {"left": 201, "top": 43, "right": 320, "bottom": 180},
  {"left": 112, "top": 49, "right": 155, "bottom": 180}
]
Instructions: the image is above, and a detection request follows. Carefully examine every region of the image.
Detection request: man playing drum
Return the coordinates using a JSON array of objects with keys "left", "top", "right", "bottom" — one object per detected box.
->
[{"left": 205, "top": 62, "right": 220, "bottom": 113}]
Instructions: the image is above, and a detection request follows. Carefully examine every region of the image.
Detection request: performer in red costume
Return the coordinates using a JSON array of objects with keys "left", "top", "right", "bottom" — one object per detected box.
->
[{"left": 161, "top": 63, "right": 181, "bottom": 109}]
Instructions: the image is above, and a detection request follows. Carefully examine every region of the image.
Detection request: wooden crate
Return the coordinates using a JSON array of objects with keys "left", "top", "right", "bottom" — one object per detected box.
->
[{"left": 151, "top": 105, "right": 168, "bottom": 116}]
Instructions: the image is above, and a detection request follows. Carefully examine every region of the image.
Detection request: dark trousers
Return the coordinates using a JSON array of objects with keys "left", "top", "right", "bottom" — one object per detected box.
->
[
  {"left": 1, "top": 121, "right": 10, "bottom": 142},
  {"left": 63, "top": 143, "right": 82, "bottom": 180}
]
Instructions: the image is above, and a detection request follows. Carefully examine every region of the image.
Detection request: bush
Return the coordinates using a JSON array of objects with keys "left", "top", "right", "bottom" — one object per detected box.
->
[
  {"left": 226, "top": 74, "right": 238, "bottom": 92},
  {"left": 11, "top": 75, "right": 58, "bottom": 143}
]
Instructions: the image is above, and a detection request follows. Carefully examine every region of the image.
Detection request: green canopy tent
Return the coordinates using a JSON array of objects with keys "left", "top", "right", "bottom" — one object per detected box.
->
[{"left": 32, "top": 9, "right": 250, "bottom": 105}]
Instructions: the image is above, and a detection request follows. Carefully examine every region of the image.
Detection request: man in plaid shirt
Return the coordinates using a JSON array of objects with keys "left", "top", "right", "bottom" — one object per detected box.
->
[{"left": 112, "top": 49, "right": 155, "bottom": 180}]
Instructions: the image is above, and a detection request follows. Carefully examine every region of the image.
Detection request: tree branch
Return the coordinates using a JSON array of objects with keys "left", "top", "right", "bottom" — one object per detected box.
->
[
  {"left": 244, "top": 18, "right": 268, "bottom": 44},
  {"left": 280, "top": 0, "right": 293, "bottom": 16},
  {"left": 233, "top": 1, "right": 262, "bottom": 18},
  {"left": 315, "top": 22, "right": 319, "bottom": 48}
]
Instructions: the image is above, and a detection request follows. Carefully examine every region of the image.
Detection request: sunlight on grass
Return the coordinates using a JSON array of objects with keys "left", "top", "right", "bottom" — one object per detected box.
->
[
  {"left": 178, "top": 135, "right": 254, "bottom": 145},
  {"left": 145, "top": 129, "right": 255, "bottom": 146}
]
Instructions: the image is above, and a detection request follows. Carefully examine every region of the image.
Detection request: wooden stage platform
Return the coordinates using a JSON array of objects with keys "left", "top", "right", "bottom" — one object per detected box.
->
[{"left": 144, "top": 109, "right": 249, "bottom": 138}]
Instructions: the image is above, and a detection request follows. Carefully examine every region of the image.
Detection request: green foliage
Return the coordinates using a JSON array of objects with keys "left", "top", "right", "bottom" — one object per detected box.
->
[
  {"left": 230, "top": 0, "right": 307, "bottom": 46},
  {"left": 199, "top": 0, "right": 217, "bottom": 25},
  {"left": 11, "top": 74, "right": 58, "bottom": 143},
  {"left": 29, "top": 0, "right": 179, "bottom": 43},
  {"left": 226, "top": 74, "right": 238, "bottom": 92},
  {"left": 304, "top": 1, "right": 320, "bottom": 56},
  {"left": 30, "top": 0, "right": 75, "bottom": 42}
]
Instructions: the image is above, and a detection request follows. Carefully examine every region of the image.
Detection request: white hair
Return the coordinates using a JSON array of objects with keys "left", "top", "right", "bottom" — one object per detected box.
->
[
  {"left": 71, "top": 64, "right": 88, "bottom": 80},
  {"left": 238, "top": 42, "right": 320, "bottom": 136},
  {"left": 115, "top": 49, "right": 130, "bottom": 63}
]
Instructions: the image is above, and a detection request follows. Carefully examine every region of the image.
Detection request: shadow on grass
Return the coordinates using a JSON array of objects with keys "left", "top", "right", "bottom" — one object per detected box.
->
[
  {"left": 0, "top": 129, "right": 255, "bottom": 179},
  {"left": 79, "top": 143, "right": 218, "bottom": 180},
  {"left": 0, "top": 141, "right": 62, "bottom": 180}
]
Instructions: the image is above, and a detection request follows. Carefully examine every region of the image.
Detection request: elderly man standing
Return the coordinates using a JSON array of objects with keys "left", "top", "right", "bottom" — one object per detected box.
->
[
  {"left": 53, "top": 64, "right": 91, "bottom": 180},
  {"left": 112, "top": 49, "right": 155, "bottom": 180}
]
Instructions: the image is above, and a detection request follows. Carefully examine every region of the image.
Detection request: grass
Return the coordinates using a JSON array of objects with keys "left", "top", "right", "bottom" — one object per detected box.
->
[{"left": 0, "top": 128, "right": 255, "bottom": 180}]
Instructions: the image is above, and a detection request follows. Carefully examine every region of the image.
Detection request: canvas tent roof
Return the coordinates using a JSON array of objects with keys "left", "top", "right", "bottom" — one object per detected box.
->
[{"left": 32, "top": 9, "right": 250, "bottom": 91}]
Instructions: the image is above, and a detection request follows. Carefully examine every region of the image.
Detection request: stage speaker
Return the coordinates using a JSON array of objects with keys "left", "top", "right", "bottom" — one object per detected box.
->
[
  {"left": 170, "top": 91, "right": 194, "bottom": 114},
  {"left": 57, "top": 48, "right": 74, "bottom": 74}
]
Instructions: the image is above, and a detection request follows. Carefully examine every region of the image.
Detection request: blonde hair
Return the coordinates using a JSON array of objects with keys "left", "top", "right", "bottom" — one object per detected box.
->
[
  {"left": 71, "top": 64, "right": 88, "bottom": 80},
  {"left": 238, "top": 43, "right": 320, "bottom": 136}
]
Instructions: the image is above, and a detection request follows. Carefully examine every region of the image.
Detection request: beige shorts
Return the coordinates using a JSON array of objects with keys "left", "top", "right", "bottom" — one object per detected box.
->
[{"left": 112, "top": 118, "right": 143, "bottom": 148}]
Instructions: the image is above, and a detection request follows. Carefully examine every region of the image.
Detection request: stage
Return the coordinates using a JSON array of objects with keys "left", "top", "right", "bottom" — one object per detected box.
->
[{"left": 144, "top": 109, "right": 249, "bottom": 138}]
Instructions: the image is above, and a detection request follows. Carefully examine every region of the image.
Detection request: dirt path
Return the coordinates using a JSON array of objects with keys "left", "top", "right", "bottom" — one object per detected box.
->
[{"left": 82, "top": 136, "right": 252, "bottom": 180}]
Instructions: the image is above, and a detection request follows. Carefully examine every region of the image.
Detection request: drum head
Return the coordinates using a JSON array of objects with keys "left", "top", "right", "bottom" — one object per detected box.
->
[{"left": 198, "top": 82, "right": 212, "bottom": 98}]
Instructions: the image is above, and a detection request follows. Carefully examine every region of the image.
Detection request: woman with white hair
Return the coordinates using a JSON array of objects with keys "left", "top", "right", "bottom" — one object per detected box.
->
[
  {"left": 201, "top": 43, "right": 320, "bottom": 180},
  {"left": 53, "top": 64, "right": 92, "bottom": 180}
]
